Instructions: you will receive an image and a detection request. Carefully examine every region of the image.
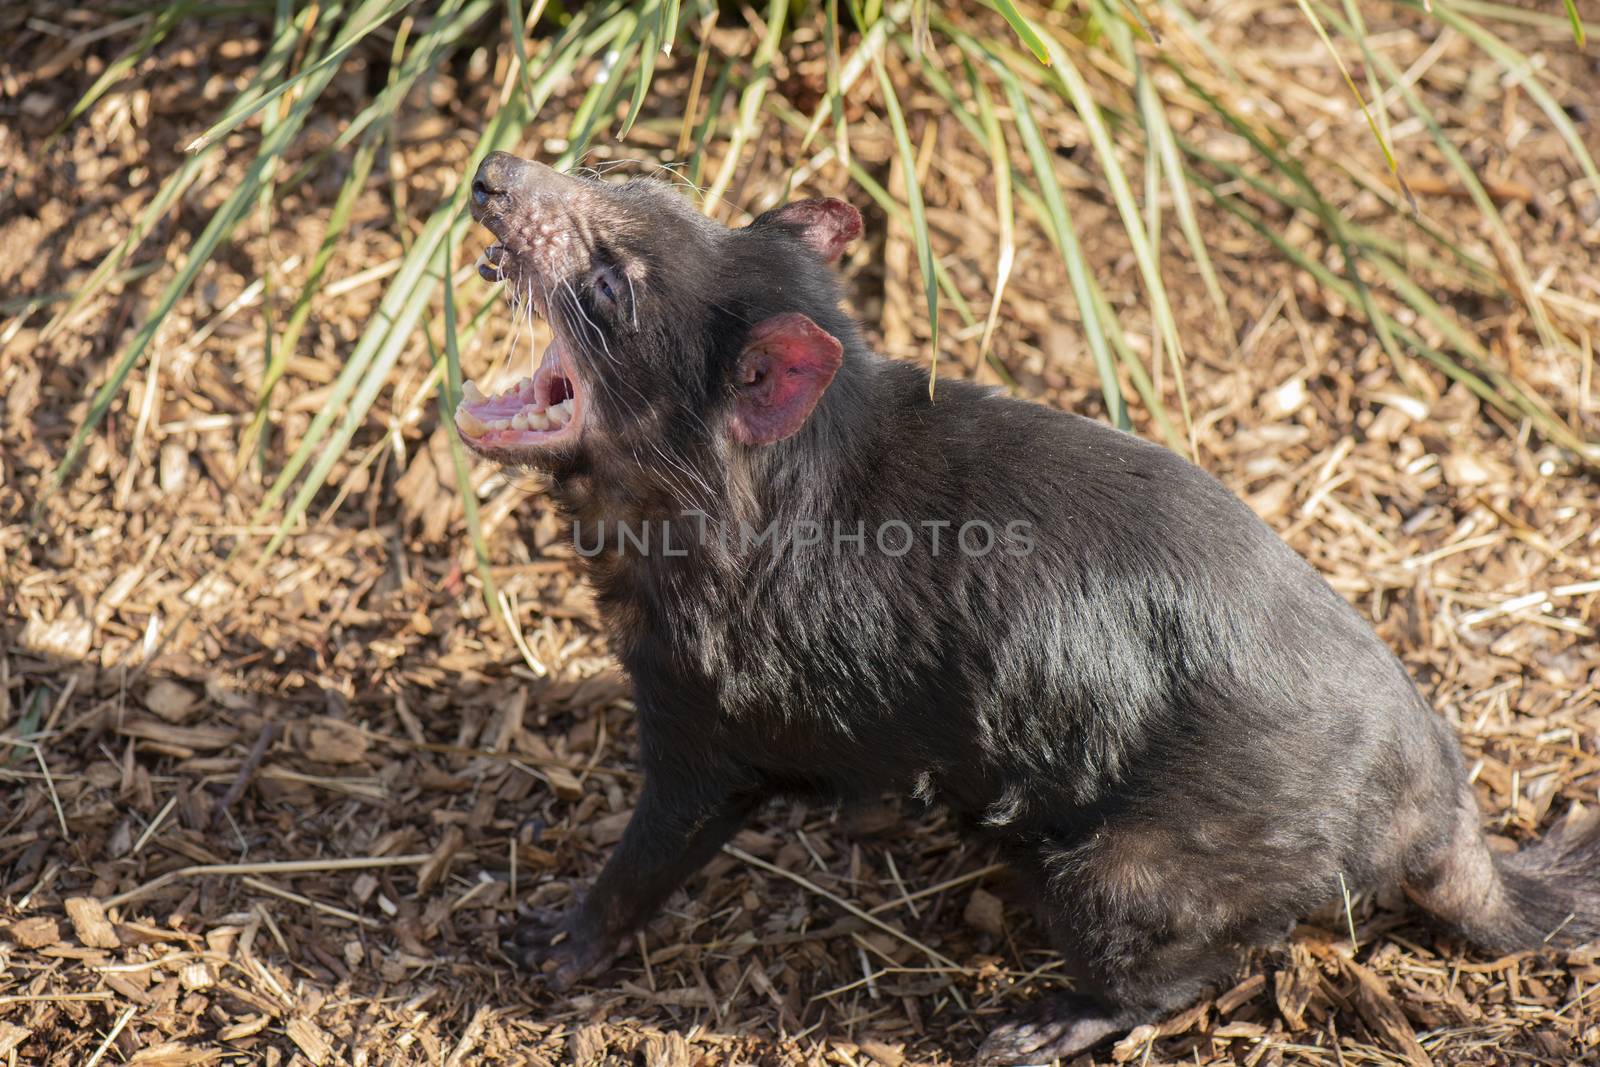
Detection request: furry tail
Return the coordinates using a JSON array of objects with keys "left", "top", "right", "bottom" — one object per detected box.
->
[
  {"left": 1407, "top": 798, "right": 1600, "bottom": 954},
  {"left": 1490, "top": 813, "right": 1600, "bottom": 948}
]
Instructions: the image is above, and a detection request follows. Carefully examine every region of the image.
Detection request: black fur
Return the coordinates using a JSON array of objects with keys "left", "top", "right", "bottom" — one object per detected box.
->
[{"left": 463, "top": 153, "right": 1600, "bottom": 1062}]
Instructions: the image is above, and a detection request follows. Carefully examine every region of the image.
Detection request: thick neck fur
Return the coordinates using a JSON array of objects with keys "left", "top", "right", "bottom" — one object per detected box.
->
[{"left": 549, "top": 337, "right": 880, "bottom": 670}]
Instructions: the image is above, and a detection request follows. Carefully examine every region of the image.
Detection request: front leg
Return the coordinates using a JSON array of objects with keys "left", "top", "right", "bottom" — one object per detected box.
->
[{"left": 509, "top": 771, "right": 760, "bottom": 987}]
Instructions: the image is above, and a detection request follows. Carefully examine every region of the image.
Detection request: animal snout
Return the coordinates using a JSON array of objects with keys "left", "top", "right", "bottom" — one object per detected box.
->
[{"left": 470, "top": 151, "right": 566, "bottom": 218}]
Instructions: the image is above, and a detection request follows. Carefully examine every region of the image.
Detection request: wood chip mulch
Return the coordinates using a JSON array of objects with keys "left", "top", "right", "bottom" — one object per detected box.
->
[{"left": 2, "top": 4, "right": 1598, "bottom": 1064}]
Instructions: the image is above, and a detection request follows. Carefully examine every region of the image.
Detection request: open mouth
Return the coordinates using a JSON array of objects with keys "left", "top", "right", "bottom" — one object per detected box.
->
[{"left": 454, "top": 338, "right": 585, "bottom": 454}]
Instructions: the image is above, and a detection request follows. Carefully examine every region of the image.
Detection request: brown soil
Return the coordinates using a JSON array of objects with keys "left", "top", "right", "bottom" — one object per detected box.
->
[{"left": 2, "top": 4, "right": 1599, "bottom": 1065}]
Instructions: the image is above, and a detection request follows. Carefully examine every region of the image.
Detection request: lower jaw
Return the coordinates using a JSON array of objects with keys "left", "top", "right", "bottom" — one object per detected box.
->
[
  {"left": 455, "top": 408, "right": 585, "bottom": 463},
  {"left": 453, "top": 346, "right": 585, "bottom": 459}
]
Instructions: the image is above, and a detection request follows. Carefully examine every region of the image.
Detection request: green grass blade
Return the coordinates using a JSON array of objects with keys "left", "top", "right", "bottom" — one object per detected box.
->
[
  {"left": 659, "top": 0, "right": 683, "bottom": 54},
  {"left": 40, "top": 5, "right": 320, "bottom": 341},
  {"left": 874, "top": 54, "right": 940, "bottom": 392},
  {"left": 1561, "top": 0, "right": 1586, "bottom": 46},
  {"left": 504, "top": 0, "right": 539, "bottom": 107},
  {"left": 1094, "top": 8, "right": 1231, "bottom": 347},
  {"left": 1109, "top": 0, "right": 1159, "bottom": 43},
  {"left": 186, "top": 0, "right": 411, "bottom": 152},
  {"left": 800, "top": 0, "right": 899, "bottom": 155},
  {"left": 562, "top": 9, "right": 643, "bottom": 165},
  {"left": 39, "top": 14, "right": 352, "bottom": 510},
  {"left": 1335, "top": 0, "right": 1393, "bottom": 173},
  {"left": 1037, "top": 30, "right": 1190, "bottom": 439},
  {"left": 705, "top": 0, "right": 790, "bottom": 213},
  {"left": 988, "top": 0, "right": 1051, "bottom": 65},
  {"left": 620, "top": 0, "right": 664, "bottom": 139},
  {"left": 1420, "top": 1, "right": 1600, "bottom": 203},
  {"left": 1099, "top": 6, "right": 1209, "bottom": 429},
  {"left": 968, "top": 63, "right": 1014, "bottom": 372},
  {"left": 770, "top": 98, "right": 980, "bottom": 336},
  {"left": 910, "top": 28, "right": 1163, "bottom": 431},
  {"left": 435, "top": 227, "right": 503, "bottom": 628},
  {"left": 687, "top": 51, "right": 736, "bottom": 188},
  {"left": 1290, "top": 0, "right": 1411, "bottom": 208},
  {"left": 1448, "top": 0, "right": 1596, "bottom": 37},
  {"left": 825, "top": 0, "right": 851, "bottom": 171},
  {"left": 45, "top": 3, "right": 193, "bottom": 150},
  {"left": 1148, "top": 88, "right": 1231, "bottom": 346},
  {"left": 839, "top": 156, "right": 979, "bottom": 330},
  {"left": 1000, "top": 73, "right": 1126, "bottom": 431}
]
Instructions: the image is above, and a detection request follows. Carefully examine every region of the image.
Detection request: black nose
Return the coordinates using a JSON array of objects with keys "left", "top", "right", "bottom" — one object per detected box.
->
[{"left": 472, "top": 177, "right": 498, "bottom": 208}]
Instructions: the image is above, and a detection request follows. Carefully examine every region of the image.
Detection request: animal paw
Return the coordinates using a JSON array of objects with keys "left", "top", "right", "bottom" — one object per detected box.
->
[
  {"left": 503, "top": 906, "right": 616, "bottom": 990},
  {"left": 977, "top": 994, "right": 1123, "bottom": 1065}
]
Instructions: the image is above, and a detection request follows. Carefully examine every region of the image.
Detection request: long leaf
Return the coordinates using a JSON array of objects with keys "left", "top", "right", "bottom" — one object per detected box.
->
[
  {"left": 39, "top": 5, "right": 322, "bottom": 342},
  {"left": 186, "top": 0, "right": 412, "bottom": 151},
  {"left": 705, "top": 0, "right": 789, "bottom": 212},
  {"left": 435, "top": 229, "right": 503, "bottom": 628},
  {"left": 1561, "top": 0, "right": 1586, "bottom": 46},
  {"left": 988, "top": 0, "right": 1051, "bottom": 64},
  {"left": 1421, "top": 1, "right": 1600, "bottom": 200},
  {"left": 1038, "top": 29, "right": 1191, "bottom": 443},
  {"left": 39, "top": 1, "right": 366, "bottom": 509},
  {"left": 969, "top": 64, "right": 1015, "bottom": 374},
  {"left": 1001, "top": 73, "right": 1127, "bottom": 431},
  {"left": 1290, "top": 0, "right": 1410, "bottom": 206},
  {"left": 256, "top": 5, "right": 623, "bottom": 562},
  {"left": 45, "top": 3, "right": 194, "bottom": 150},
  {"left": 874, "top": 55, "right": 940, "bottom": 393}
]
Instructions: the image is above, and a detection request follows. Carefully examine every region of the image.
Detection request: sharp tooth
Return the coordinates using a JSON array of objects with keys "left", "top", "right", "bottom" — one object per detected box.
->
[
  {"left": 462, "top": 380, "right": 485, "bottom": 403},
  {"left": 557, "top": 399, "right": 575, "bottom": 419},
  {"left": 512, "top": 412, "right": 530, "bottom": 431},
  {"left": 519, "top": 377, "right": 537, "bottom": 397},
  {"left": 548, "top": 401, "right": 570, "bottom": 425},
  {"left": 455, "top": 409, "right": 488, "bottom": 436}
]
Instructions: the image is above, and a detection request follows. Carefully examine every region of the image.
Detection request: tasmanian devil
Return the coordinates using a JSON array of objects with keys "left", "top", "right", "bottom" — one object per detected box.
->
[{"left": 453, "top": 150, "right": 1600, "bottom": 1063}]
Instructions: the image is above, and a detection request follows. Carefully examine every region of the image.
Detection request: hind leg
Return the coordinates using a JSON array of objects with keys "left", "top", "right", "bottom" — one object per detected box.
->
[
  {"left": 978, "top": 837, "right": 1281, "bottom": 1064},
  {"left": 978, "top": 928, "right": 1239, "bottom": 1064}
]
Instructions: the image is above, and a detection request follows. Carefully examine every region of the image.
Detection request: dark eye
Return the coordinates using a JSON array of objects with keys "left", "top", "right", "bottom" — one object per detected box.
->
[{"left": 591, "top": 265, "right": 620, "bottom": 306}]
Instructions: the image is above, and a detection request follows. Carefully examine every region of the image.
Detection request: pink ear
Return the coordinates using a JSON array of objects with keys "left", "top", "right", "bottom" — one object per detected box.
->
[
  {"left": 753, "top": 198, "right": 862, "bottom": 262},
  {"left": 730, "top": 313, "right": 844, "bottom": 445}
]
